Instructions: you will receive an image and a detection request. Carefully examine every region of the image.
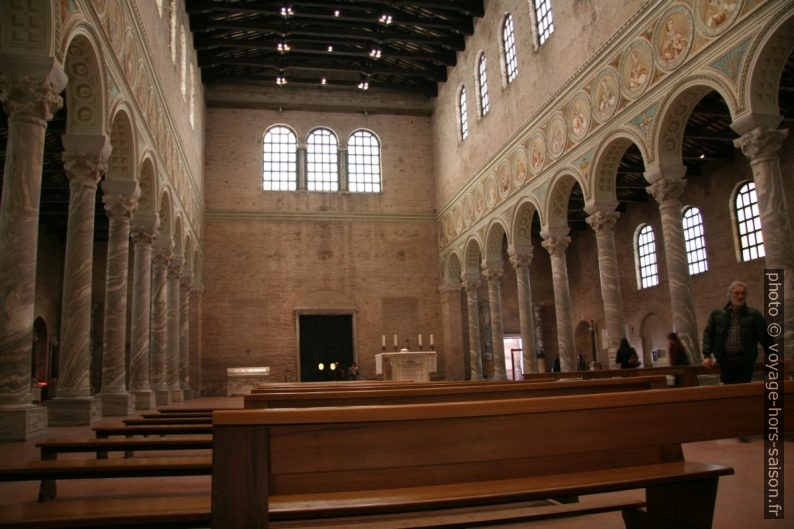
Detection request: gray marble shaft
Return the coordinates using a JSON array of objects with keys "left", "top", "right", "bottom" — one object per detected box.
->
[
  {"left": 484, "top": 267, "right": 507, "bottom": 381},
  {"left": 463, "top": 279, "right": 484, "bottom": 380},
  {"left": 511, "top": 252, "right": 538, "bottom": 374},
  {"left": 150, "top": 250, "right": 170, "bottom": 395},
  {"left": 166, "top": 264, "right": 182, "bottom": 401},
  {"left": 179, "top": 274, "right": 192, "bottom": 395},
  {"left": 542, "top": 235, "right": 576, "bottom": 372},
  {"left": 129, "top": 231, "right": 156, "bottom": 394}
]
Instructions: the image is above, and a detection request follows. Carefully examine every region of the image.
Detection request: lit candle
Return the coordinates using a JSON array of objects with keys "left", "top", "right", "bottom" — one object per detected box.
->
[
  {"left": 418, "top": 334, "right": 422, "bottom": 346},
  {"left": 430, "top": 334, "right": 434, "bottom": 345},
  {"left": 393, "top": 334, "right": 398, "bottom": 346},
  {"left": 382, "top": 335, "right": 386, "bottom": 347}
]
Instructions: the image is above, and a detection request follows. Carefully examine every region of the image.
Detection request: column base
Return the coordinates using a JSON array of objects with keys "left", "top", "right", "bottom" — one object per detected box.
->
[
  {"left": 97, "top": 392, "right": 134, "bottom": 416},
  {"left": 0, "top": 404, "right": 48, "bottom": 441},
  {"left": 131, "top": 390, "right": 156, "bottom": 410},
  {"left": 169, "top": 389, "right": 184, "bottom": 403},
  {"left": 181, "top": 388, "right": 193, "bottom": 400},
  {"left": 45, "top": 397, "right": 101, "bottom": 426},
  {"left": 154, "top": 390, "right": 171, "bottom": 406}
]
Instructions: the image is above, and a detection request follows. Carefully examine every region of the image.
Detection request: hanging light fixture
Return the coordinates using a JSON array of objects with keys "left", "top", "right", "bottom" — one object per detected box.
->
[
  {"left": 280, "top": 5, "right": 293, "bottom": 17},
  {"left": 369, "top": 47, "right": 382, "bottom": 59},
  {"left": 379, "top": 13, "right": 392, "bottom": 25}
]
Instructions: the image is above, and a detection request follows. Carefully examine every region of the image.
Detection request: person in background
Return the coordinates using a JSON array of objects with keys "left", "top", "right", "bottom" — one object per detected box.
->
[
  {"left": 702, "top": 280, "right": 770, "bottom": 384},
  {"left": 347, "top": 362, "right": 359, "bottom": 381},
  {"left": 667, "top": 332, "right": 690, "bottom": 366},
  {"left": 615, "top": 338, "right": 639, "bottom": 368}
]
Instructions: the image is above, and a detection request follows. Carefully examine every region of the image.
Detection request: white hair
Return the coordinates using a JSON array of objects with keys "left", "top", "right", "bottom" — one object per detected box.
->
[{"left": 726, "top": 280, "right": 747, "bottom": 299}]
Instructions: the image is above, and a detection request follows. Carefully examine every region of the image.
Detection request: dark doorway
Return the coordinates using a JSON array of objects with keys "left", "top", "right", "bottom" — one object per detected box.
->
[{"left": 299, "top": 315, "right": 354, "bottom": 382}]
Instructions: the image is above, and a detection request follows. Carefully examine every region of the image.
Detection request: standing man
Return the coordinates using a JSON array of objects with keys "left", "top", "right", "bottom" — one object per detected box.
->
[{"left": 702, "top": 281, "right": 770, "bottom": 383}]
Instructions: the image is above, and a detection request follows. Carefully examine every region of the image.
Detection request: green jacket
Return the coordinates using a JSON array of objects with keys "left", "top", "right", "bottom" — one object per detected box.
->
[{"left": 702, "top": 302, "right": 769, "bottom": 367}]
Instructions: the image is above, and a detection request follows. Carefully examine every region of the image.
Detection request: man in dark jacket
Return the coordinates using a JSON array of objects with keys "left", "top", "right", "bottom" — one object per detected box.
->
[{"left": 702, "top": 281, "right": 770, "bottom": 383}]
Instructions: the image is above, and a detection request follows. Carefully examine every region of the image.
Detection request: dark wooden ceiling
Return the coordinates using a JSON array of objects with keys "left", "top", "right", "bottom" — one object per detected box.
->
[{"left": 187, "top": 0, "right": 485, "bottom": 97}]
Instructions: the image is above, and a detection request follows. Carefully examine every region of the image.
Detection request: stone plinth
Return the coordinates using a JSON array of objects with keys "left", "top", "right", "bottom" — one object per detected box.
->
[
  {"left": 0, "top": 405, "right": 48, "bottom": 441},
  {"left": 97, "top": 392, "right": 134, "bottom": 416},
  {"left": 44, "top": 397, "right": 101, "bottom": 426},
  {"left": 131, "top": 390, "right": 156, "bottom": 410},
  {"left": 375, "top": 351, "right": 437, "bottom": 382},
  {"left": 227, "top": 367, "right": 270, "bottom": 396}
]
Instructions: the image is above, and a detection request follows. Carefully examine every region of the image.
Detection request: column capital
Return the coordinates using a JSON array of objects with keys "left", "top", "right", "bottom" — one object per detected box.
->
[
  {"left": 168, "top": 256, "right": 184, "bottom": 278},
  {"left": 0, "top": 75, "right": 64, "bottom": 122},
  {"left": 541, "top": 235, "right": 571, "bottom": 256},
  {"left": 646, "top": 176, "right": 685, "bottom": 205},
  {"left": 733, "top": 127, "right": 788, "bottom": 163},
  {"left": 180, "top": 271, "right": 194, "bottom": 289},
  {"left": 482, "top": 267, "right": 503, "bottom": 281},
  {"left": 586, "top": 210, "right": 620, "bottom": 233},
  {"left": 509, "top": 250, "right": 533, "bottom": 269},
  {"left": 103, "top": 194, "right": 138, "bottom": 222},
  {"left": 461, "top": 277, "right": 481, "bottom": 291},
  {"left": 62, "top": 152, "right": 106, "bottom": 188},
  {"left": 132, "top": 229, "right": 157, "bottom": 246},
  {"left": 153, "top": 245, "right": 173, "bottom": 265},
  {"left": 190, "top": 282, "right": 206, "bottom": 295}
]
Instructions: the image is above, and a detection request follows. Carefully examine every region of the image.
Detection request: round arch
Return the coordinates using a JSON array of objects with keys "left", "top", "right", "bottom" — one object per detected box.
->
[
  {"left": 443, "top": 252, "right": 463, "bottom": 288},
  {"left": 483, "top": 220, "right": 508, "bottom": 268},
  {"left": 462, "top": 238, "right": 483, "bottom": 279},
  {"left": 543, "top": 171, "right": 586, "bottom": 231},
  {"left": 62, "top": 29, "right": 106, "bottom": 136},
  {"left": 510, "top": 198, "right": 541, "bottom": 254},
  {"left": 106, "top": 105, "right": 137, "bottom": 182},
  {"left": 590, "top": 130, "right": 649, "bottom": 205}
]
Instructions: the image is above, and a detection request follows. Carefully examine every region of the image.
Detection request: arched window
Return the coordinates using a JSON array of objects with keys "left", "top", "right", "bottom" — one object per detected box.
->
[
  {"left": 531, "top": 0, "right": 554, "bottom": 46},
  {"left": 735, "top": 181, "right": 765, "bottom": 261},
  {"left": 477, "top": 54, "right": 490, "bottom": 116},
  {"left": 307, "top": 128, "right": 339, "bottom": 192},
  {"left": 502, "top": 14, "right": 518, "bottom": 83},
  {"left": 189, "top": 63, "right": 196, "bottom": 128},
  {"left": 635, "top": 224, "right": 659, "bottom": 289},
  {"left": 682, "top": 206, "right": 708, "bottom": 275},
  {"left": 169, "top": 0, "right": 177, "bottom": 63},
  {"left": 263, "top": 126, "right": 297, "bottom": 191},
  {"left": 347, "top": 130, "right": 381, "bottom": 193},
  {"left": 180, "top": 24, "right": 187, "bottom": 98},
  {"left": 459, "top": 87, "right": 469, "bottom": 140}
]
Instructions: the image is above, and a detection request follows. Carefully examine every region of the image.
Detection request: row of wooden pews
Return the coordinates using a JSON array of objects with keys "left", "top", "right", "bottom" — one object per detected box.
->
[{"left": 1, "top": 378, "right": 789, "bottom": 528}]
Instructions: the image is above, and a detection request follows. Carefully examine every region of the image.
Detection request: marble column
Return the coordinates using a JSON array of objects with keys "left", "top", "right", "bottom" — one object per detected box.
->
[
  {"left": 47, "top": 146, "right": 109, "bottom": 425},
  {"left": 438, "top": 284, "right": 466, "bottom": 380},
  {"left": 189, "top": 282, "right": 205, "bottom": 397},
  {"left": 509, "top": 249, "right": 538, "bottom": 374},
  {"left": 167, "top": 258, "right": 183, "bottom": 403},
  {"left": 462, "top": 278, "right": 484, "bottom": 380},
  {"left": 0, "top": 66, "right": 66, "bottom": 440},
  {"left": 97, "top": 191, "right": 138, "bottom": 416},
  {"left": 646, "top": 168, "right": 701, "bottom": 363},
  {"left": 483, "top": 266, "right": 507, "bottom": 381},
  {"left": 585, "top": 208, "right": 627, "bottom": 368},
  {"left": 150, "top": 245, "right": 172, "bottom": 405},
  {"left": 128, "top": 221, "right": 158, "bottom": 409},
  {"left": 734, "top": 128, "right": 794, "bottom": 361},
  {"left": 179, "top": 271, "right": 192, "bottom": 400},
  {"left": 541, "top": 232, "right": 576, "bottom": 372}
]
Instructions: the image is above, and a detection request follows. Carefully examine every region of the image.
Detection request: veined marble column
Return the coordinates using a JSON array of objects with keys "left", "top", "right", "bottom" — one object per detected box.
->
[
  {"left": 0, "top": 68, "right": 65, "bottom": 440},
  {"left": 462, "top": 279, "right": 484, "bottom": 380},
  {"left": 585, "top": 208, "right": 626, "bottom": 368},
  {"left": 47, "top": 150, "right": 107, "bottom": 425},
  {"left": 151, "top": 246, "right": 172, "bottom": 405},
  {"left": 509, "top": 250, "right": 538, "bottom": 374},
  {"left": 734, "top": 128, "right": 794, "bottom": 361},
  {"left": 97, "top": 193, "right": 137, "bottom": 416},
  {"left": 438, "top": 284, "right": 466, "bottom": 381},
  {"left": 128, "top": 224, "right": 157, "bottom": 409},
  {"left": 541, "top": 233, "right": 576, "bottom": 372},
  {"left": 646, "top": 170, "right": 701, "bottom": 363},
  {"left": 167, "top": 258, "right": 183, "bottom": 403},
  {"left": 189, "top": 283, "right": 205, "bottom": 397},
  {"left": 179, "top": 271, "right": 192, "bottom": 400},
  {"left": 483, "top": 266, "right": 507, "bottom": 381}
]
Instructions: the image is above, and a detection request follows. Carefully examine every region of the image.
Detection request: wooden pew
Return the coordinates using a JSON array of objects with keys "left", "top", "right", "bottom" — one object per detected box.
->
[
  {"left": 0, "top": 455, "right": 211, "bottom": 501},
  {"left": 94, "top": 423, "right": 212, "bottom": 438},
  {"left": 212, "top": 381, "right": 792, "bottom": 529},
  {"left": 123, "top": 417, "right": 213, "bottom": 425},
  {"left": 244, "top": 375, "right": 668, "bottom": 409},
  {"left": 522, "top": 365, "right": 703, "bottom": 385},
  {"left": 36, "top": 435, "right": 212, "bottom": 460},
  {"left": 249, "top": 378, "right": 558, "bottom": 394}
]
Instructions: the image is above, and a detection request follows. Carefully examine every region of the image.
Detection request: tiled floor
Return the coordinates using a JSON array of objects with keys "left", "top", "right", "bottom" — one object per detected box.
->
[{"left": 0, "top": 396, "right": 791, "bottom": 528}]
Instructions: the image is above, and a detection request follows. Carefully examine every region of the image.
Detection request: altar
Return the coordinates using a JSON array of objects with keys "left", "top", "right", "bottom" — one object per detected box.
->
[{"left": 375, "top": 351, "right": 437, "bottom": 382}]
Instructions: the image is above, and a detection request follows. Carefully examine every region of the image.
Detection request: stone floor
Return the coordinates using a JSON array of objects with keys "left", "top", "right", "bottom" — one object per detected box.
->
[{"left": 0, "top": 395, "right": 791, "bottom": 528}]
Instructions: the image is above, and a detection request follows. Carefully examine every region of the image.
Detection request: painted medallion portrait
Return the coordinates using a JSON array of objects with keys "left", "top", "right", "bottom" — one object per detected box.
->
[
  {"left": 620, "top": 39, "right": 653, "bottom": 99},
  {"left": 654, "top": 6, "right": 695, "bottom": 71}
]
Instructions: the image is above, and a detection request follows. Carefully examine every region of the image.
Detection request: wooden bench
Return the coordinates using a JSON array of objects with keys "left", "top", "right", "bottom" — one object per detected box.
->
[
  {"left": 36, "top": 435, "right": 212, "bottom": 460},
  {"left": 522, "top": 365, "right": 703, "bottom": 386},
  {"left": 140, "top": 412, "right": 212, "bottom": 419},
  {"left": 123, "top": 417, "right": 213, "bottom": 425},
  {"left": 94, "top": 423, "right": 212, "bottom": 438},
  {"left": 0, "top": 455, "right": 211, "bottom": 501},
  {"left": 244, "top": 375, "right": 668, "bottom": 409},
  {"left": 212, "top": 381, "right": 792, "bottom": 529}
]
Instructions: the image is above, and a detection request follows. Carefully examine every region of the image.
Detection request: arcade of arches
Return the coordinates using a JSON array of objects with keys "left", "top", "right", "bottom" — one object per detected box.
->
[{"left": 0, "top": 1, "right": 793, "bottom": 440}]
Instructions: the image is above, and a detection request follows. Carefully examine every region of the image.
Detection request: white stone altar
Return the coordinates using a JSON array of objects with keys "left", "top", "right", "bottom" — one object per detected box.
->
[
  {"left": 226, "top": 367, "right": 270, "bottom": 396},
  {"left": 375, "top": 351, "right": 437, "bottom": 382}
]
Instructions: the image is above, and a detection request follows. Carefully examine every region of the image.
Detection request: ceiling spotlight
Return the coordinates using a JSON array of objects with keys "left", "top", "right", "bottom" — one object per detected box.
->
[
  {"left": 369, "top": 47, "right": 382, "bottom": 59},
  {"left": 280, "top": 5, "right": 293, "bottom": 17},
  {"left": 357, "top": 80, "right": 369, "bottom": 90},
  {"left": 327, "top": 45, "right": 334, "bottom": 52},
  {"left": 379, "top": 13, "right": 392, "bottom": 25},
  {"left": 277, "top": 40, "right": 291, "bottom": 53},
  {"left": 276, "top": 75, "right": 287, "bottom": 86},
  {"left": 699, "top": 154, "right": 706, "bottom": 159},
  {"left": 321, "top": 77, "right": 327, "bottom": 85},
  {"left": 334, "top": 9, "right": 340, "bottom": 17}
]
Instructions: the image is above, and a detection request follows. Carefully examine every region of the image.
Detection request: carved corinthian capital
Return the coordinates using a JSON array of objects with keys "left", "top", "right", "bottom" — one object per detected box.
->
[
  {"left": 541, "top": 236, "right": 571, "bottom": 256},
  {"left": 62, "top": 152, "right": 106, "bottom": 187},
  {"left": 647, "top": 177, "right": 685, "bottom": 205},
  {"left": 509, "top": 250, "right": 533, "bottom": 269},
  {"left": 734, "top": 127, "right": 788, "bottom": 163},
  {"left": 103, "top": 194, "right": 138, "bottom": 222},
  {"left": 0, "top": 77, "right": 63, "bottom": 121},
  {"left": 586, "top": 210, "right": 620, "bottom": 233}
]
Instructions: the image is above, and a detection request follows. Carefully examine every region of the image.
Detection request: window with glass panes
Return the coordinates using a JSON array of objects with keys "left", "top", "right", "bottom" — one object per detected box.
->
[
  {"left": 503, "top": 15, "right": 518, "bottom": 83},
  {"left": 682, "top": 206, "right": 708, "bottom": 275},
  {"left": 459, "top": 87, "right": 469, "bottom": 140},
  {"left": 347, "top": 130, "right": 381, "bottom": 193},
  {"left": 307, "top": 128, "right": 339, "bottom": 192},
  {"left": 735, "top": 181, "right": 765, "bottom": 261},
  {"left": 262, "top": 125, "right": 297, "bottom": 191},
  {"left": 478, "top": 54, "right": 490, "bottom": 115},
  {"left": 532, "top": 0, "right": 554, "bottom": 46},
  {"left": 636, "top": 224, "right": 659, "bottom": 289}
]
